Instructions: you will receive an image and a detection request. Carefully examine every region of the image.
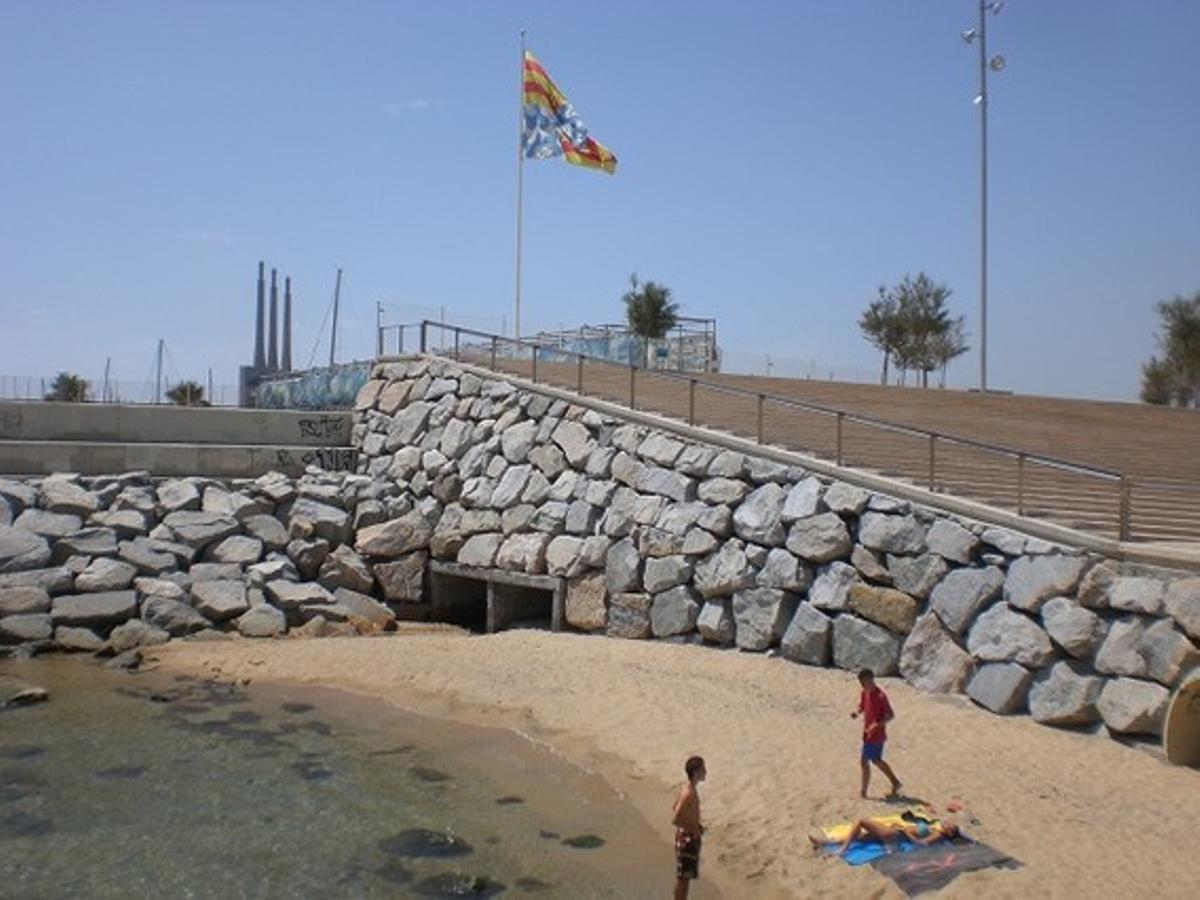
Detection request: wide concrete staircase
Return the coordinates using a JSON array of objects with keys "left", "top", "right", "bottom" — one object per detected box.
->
[
  {"left": 0, "top": 402, "right": 353, "bottom": 478},
  {"left": 432, "top": 342, "right": 1200, "bottom": 544}
]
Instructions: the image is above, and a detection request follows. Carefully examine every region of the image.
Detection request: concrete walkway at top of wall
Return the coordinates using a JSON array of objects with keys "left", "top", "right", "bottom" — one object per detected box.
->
[
  {"left": 395, "top": 353, "right": 1200, "bottom": 573},
  {"left": 0, "top": 401, "right": 351, "bottom": 447}
]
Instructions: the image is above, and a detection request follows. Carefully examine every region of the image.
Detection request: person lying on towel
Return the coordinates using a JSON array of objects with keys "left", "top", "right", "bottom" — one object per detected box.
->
[{"left": 809, "top": 817, "right": 961, "bottom": 857}]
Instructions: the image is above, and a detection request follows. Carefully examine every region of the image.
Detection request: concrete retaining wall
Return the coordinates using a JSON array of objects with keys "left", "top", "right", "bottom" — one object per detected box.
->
[{"left": 0, "top": 402, "right": 350, "bottom": 447}]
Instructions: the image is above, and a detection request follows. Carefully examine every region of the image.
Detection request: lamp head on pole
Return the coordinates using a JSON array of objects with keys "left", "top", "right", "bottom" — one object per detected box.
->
[
  {"left": 990, "top": 54, "right": 1006, "bottom": 72},
  {"left": 961, "top": 28, "right": 977, "bottom": 44},
  {"left": 986, "top": 0, "right": 1004, "bottom": 14}
]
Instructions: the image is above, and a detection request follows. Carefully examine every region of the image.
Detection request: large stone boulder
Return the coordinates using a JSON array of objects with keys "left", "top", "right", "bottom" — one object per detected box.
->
[
  {"left": 606, "top": 592, "right": 651, "bottom": 639},
  {"left": 693, "top": 543, "right": 754, "bottom": 599},
  {"left": 857, "top": 513, "right": 926, "bottom": 555},
  {"left": 106, "top": 619, "right": 169, "bottom": 653},
  {"left": 495, "top": 533, "right": 549, "bottom": 574},
  {"left": 886, "top": 553, "right": 948, "bottom": 600},
  {"left": 651, "top": 586, "right": 701, "bottom": 638},
  {"left": 967, "top": 604, "right": 1055, "bottom": 668},
  {"left": 1164, "top": 577, "right": 1200, "bottom": 641},
  {"left": 355, "top": 511, "right": 434, "bottom": 558},
  {"left": 644, "top": 556, "right": 693, "bottom": 594},
  {"left": 553, "top": 420, "right": 595, "bottom": 468},
  {"left": 236, "top": 604, "right": 287, "bottom": 638},
  {"left": 1097, "top": 677, "right": 1170, "bottom": 735},
  {"left": 848, "top": 584, "right": 919, "bottom": 635},
  {"left": 605, "top": 538, "right": 641, "bottom": 594},
  {"left": 698, "top": 478, "right": 748, "bottom": 505},
  {"left": 900, "top": 613, "right": 974, "bottom": 693},
  {"left": 967, "top": 662, "right": 1033, "bottom": 714},
  {"left": 491, "top": 465, "right": 532, "bottom": 509},
  {"left": 333, "top": 588, "right": 396, "bottom": 631},
  {"left": 637, "top": 466, "right": 695, "bottom": 503},
  {"left": 0, "top": 525, "right": 51, "bottom": 573},
  {"left": 191, "top": 581, "right": 249, "bottom": 622},
  {"left": 1028, "top": 661, "right": 1103, "bottom": 726},
  {"left": 545, "top": 536, "right": 587, "bottom": 578},
  {"left": 779, "top": 602, "right": 832, "bottom": 666},
  {"left": 0, "top": 566, "right": 74, "bottom": 595},
  {"left": 1076, "top": 560, "right": 1116, "bottom": 609},
  {"left": 54, "top": 527, "right": 119, "bottom": 561},
  {"left": 118, "top": 539, "right": 178, "bottom": 576},
  {"left": 823, "top": 482, "right": 869, "bottom": 516},
  {"left": 732, "top": 588, "right": 798, "bottom": 651},
  {"left": 317, "top": 545, "right": 375, "bottom": 594},
  {"left": 457, "top": 533, "right": 504, "bottom": 568},
  {"left": 808, "top": 561, "right": 859, "bottom": 612},
  {"left": 50, "top": 590, "right": 138, "bottom": 628},
  {"left": 156, "top": 479, "right": 201, "bottom": 513},
  {"left": 732, "top": 484, "right": 787, "bottom": 546},
  {"left": 1093, "top": 617, "right": 1150, "bottom": 678},
  {"left": 780, "top": 477, "right": 823, "bottom": 522},
  {"left": 0, "top": 613, "right": 52, "bottom": 643},
  {"left": 13, "top": 509, "right": 82, "bottom": 538},
  {"left": 1138, "top": 618, "right": 1200, "bottom": 687},
  {"left": 1040, "top": 596, "right": 1105, "bottom": 659},
  {"left": 1003, "top": 555, "right": 1089, "bottom": 613},
  {"left": 373, "top": 552, "right": 427, "bottom": 602},
  {"left": 925, "top": 519, "right": 979, "bottom": 564},
  {"left": 141, "top": 595, "right": 209, "bottom": 635},
  {"left": 0, "top": 586, "right": 51, "bottom": 616},
  {"left": 785, "top": 513, "right": 852, "bottom": 564},
  {"left": 207, "top": 535, "right": 263, "bottom": 566},
  {"left": 162, "top": 512, "right": 240, "bottom": 552},
  {"left": 929, "top": 566, "right": 1004, "bottom": 635},
  {"left": 831, "top": 615, "right": 902, "bottom": 675},
  {"left": 1107, "top": 576, "right": 1165, "bottom": 616},
  {"left": 696, "top": 599, "right": 735, "bottom": 645},
  {"left": 756, "top": 548, "right": 811, "bottom": 593},
  {"left": 54, "top": 625, "right": 105, "bottom": 652},
  {"left": 287, "top": 498, "right": 352, "bottom": 546},
  {"left": 71, "top": 558, "right": 136, "bottom": 593},
  {"left": 565, "top": 573, "right": 607, "bottom": 631},
  {"left": 40, "top": 478, "right": 101, "bottom": 516}
]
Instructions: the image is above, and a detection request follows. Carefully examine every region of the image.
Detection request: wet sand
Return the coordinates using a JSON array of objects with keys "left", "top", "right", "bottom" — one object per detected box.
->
[{"left": 156, "top": 628, "right": 1200, "bottom": 898}]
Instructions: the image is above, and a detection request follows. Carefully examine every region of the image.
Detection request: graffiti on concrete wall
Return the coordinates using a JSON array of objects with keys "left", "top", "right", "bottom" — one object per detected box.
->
[
  {"left": 274, "top": 447, "right": 358, "bottom": 472},
  {"left": 256, "top": 362, "right": 371, "bottom": 410},
  {"left": 298, "top": 415, "right": 347, "bottom": 440}
]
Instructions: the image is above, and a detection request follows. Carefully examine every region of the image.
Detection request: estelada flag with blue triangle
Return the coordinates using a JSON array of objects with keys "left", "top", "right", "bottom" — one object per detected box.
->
[{"left": 521, "top": 50, "right": 618, "bottom": 175}]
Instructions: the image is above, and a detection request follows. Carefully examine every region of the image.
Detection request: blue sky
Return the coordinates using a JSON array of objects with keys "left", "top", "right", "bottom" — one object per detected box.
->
[{"left": 2, "top": 1, "right": 1197, "bottom": 402}]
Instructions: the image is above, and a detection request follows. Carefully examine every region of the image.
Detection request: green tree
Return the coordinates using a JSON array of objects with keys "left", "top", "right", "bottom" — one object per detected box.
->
[
  {"left": 859, "top": 287, "right": 904, "bottom": 385},
  {"left": 1141, "top": 291, "right": 1200, "bottom": 407},
  {"left": 166, "top": 380, "right": 207, "bottom": 406},
  {"left": 622, "top": 274, "right": 679, "bottom": 367},
  {"left": 861, "top": 274, "right": 968, "bottom": 387},
  {"left": 44, "top": 372, "right": 90, "bottom": 402}
]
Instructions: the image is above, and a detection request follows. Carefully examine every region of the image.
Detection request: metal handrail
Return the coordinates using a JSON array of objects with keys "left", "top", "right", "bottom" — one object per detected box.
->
[{"left": 413, "top": 319, "right": 1160, "bottom": 540}]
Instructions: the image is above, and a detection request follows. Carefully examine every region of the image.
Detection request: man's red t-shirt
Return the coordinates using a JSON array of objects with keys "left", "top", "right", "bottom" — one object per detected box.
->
[{"left": 859, "top": 686, "right": 893, "bottom": 743}]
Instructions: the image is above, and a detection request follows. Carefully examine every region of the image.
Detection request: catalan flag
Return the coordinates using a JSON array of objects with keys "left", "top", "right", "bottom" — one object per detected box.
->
[{"left": 522, "top": 50, "right": 617, "bottom": 175}]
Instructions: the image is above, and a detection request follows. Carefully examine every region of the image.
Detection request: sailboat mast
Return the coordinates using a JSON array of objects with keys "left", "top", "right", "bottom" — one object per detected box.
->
[{"left": 329, "top": 268, "right": 343, "bottom": 367}]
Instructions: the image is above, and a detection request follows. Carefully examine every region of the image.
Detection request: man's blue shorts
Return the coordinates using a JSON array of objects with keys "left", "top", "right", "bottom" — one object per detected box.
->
[{"left": 861, "top": 741, "right": 885, "bottom": 762}]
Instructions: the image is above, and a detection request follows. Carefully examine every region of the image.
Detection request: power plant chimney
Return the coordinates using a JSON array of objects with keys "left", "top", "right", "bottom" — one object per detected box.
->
[
  {"left": 253, "top": 261, "right": 266, "bottom": 370},
  {"left": 268, "top": 268, "right": 279, "bottom": 371},
  {"left": 282, "top": 276, "right": 293, "bottom": 372}
]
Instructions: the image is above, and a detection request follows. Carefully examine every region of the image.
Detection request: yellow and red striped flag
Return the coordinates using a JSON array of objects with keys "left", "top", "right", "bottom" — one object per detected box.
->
[{"left": 521, "top": 51, "right": 617, "bottom": 175}]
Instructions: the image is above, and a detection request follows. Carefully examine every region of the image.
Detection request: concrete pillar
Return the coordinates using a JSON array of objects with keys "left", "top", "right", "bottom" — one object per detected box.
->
[
  {"left": 282, "top": 276, "right": 293, "bottom": 372},
  {"left": 267, "top": 268, "right": 279, "bottom": 371},
  {"left": 253, "top": 261, "right": 266, "bottom": 370}
]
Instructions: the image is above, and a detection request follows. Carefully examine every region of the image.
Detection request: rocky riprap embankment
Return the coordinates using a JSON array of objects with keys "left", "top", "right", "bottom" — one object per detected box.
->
[
  {"left": 348, "top": 357, "right": 1200, "bottom": 740},
  {"left": 1, "top": 469, "right": 410, "bottom": 659}
]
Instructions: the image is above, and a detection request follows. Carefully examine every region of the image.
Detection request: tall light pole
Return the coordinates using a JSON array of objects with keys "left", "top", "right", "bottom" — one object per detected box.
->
[{"left": 962, "top": 1, "right": 1005, "bottom": 393}]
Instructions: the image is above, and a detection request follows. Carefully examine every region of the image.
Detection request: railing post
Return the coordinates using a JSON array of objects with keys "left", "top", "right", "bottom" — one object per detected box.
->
[
  {"left": 453, "top": 327, "right": 460, "bottom": 361},
  {"left": 577, "top": 354, "right": 584, "bottom": 394},
  {"left": 531, "top": 344, "right": 539, "bottom": 383},
  {"left": 928, "top": 434, "right": 937, "bottom": 491},
  {"left": 398, "top": 326, "right": 405, "bottom": 355},
  {"left": 419, "top": 321, "right": 427, "bottom": 353},
  {"left": 1119, "top": 476, "right": 1132, "bottom": 542},
  {"left": 757, "top": 393, "right": 765, "bottom": 444},
  {"left": 490, "top": 336, "right": 498, "bottom": 371},
  {"left": 1017, "top": 453, "right": 1026, "bottom": 515},
  {"left": 629, "top": 364, "right": 636, "bottom": 408},
  {"left": 688, "top": 378, "right": 696, "bottom": 425},
  {"left": 835, "top": 412, "right": 844, "bottom": 466}
]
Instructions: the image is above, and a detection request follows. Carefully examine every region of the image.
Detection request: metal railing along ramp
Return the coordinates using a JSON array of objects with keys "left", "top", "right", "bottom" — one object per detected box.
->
[{"left": 400, "top": 321, "right": 1200, "bottom": 546}]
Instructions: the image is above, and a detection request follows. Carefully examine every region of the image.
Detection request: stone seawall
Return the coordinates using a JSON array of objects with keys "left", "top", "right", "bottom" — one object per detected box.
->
[
  {"left": 351, "top": 357, "right": 1200, "bottom": 741},
  {"left": 3, "top": 355, "right": 1199, "bottom": 746}
]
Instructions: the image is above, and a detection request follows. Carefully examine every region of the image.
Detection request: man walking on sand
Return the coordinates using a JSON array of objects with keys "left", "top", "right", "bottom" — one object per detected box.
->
[
  {"left": 852, "top": 669, "right": 902, "bottom": 799},
  {"left": 672, "top": 756, "right": 706, "bottom": 900}
]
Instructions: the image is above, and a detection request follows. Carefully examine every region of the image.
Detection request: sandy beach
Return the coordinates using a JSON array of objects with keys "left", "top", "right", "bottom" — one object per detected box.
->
[{"left": 155, "top": 629, "right": 1200, "bottom": 898}]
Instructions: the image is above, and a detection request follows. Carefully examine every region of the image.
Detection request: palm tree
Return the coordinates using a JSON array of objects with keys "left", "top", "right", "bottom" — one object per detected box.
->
[
  {"left": 44, "top": 372, "right": 90, "bottom": 402},
  {"left": 166, "top": 380, "right": 207, "bottom": 406},
  {"left": 623, "top": 274, "right": 679, "bottom": 367}
]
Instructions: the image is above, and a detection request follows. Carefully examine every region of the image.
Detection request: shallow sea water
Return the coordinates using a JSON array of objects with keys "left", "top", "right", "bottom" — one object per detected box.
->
[{"left": 0, "top": 657, "right": 675, "bottom": 898}]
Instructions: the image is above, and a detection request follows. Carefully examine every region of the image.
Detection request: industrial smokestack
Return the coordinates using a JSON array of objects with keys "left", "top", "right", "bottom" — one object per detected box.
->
[
  {"left": 282, "top": 276, "right": 293, "bottom": 372},
  {"left": 253, "top": 261, "right": 266, "bottom": 370},
  {"left": 268, "top": 268, "right": 279, "bottom": 371}
]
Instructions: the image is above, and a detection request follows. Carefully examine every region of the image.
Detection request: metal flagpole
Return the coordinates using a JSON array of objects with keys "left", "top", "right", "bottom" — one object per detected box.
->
[
  {"left": 514, "top": 29, "right": 526, "bottom": 340},
  {"left": 978, "top": 0, "right": 988, "bottom": 393}
]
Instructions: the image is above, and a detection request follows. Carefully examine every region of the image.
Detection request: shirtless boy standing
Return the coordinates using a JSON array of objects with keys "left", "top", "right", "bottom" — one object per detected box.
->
[{"left": 672, "top": 756, "right": 706, "bottom": 900}]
